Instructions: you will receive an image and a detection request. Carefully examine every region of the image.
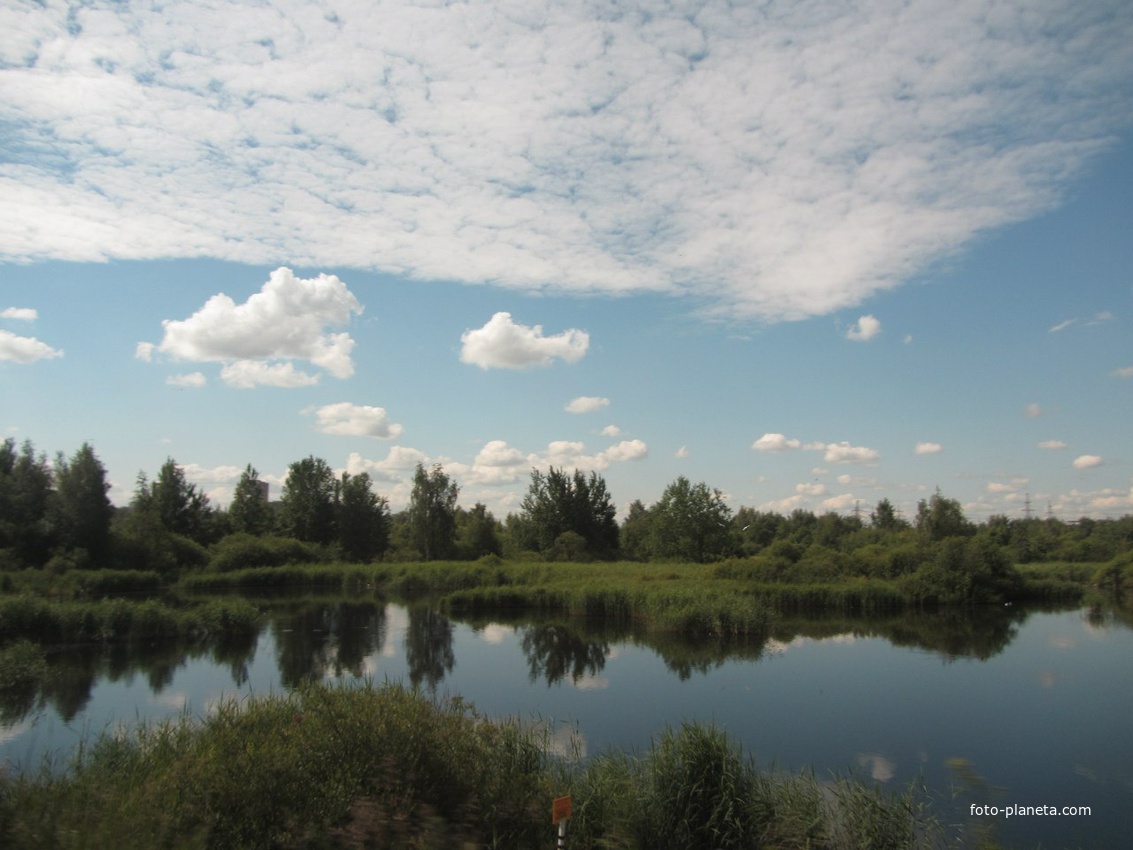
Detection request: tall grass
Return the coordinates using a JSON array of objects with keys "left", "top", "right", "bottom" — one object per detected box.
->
[
  {"left": 0, "top": 681, "right": 947, "bottom": 850},
  {"left": 0, "top": 595, "right": 260, "bottom": 647}
]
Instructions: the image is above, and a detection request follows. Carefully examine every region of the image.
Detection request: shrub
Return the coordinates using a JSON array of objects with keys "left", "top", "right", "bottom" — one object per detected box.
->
[{"left": 208, "top": 534, "right": 320, "bottom": 573}]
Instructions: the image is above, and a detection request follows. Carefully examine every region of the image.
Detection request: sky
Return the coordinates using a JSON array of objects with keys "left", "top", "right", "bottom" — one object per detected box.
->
[{"left": 2, "top": 0, "right": 1132, "bottom": 523}]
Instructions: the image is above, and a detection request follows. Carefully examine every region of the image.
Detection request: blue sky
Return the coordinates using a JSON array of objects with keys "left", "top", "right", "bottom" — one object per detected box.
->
[{"left": 2, "top": 0, "right": 1131, "bottom": 522}]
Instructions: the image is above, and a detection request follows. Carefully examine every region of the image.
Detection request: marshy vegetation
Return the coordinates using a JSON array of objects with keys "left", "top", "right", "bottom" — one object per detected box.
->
[{"left": 0, "top": 681, "right": 948, "bottom": 850}]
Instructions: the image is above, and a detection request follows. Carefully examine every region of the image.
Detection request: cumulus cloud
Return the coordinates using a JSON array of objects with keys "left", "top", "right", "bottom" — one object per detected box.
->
[
  {"left": 914, "top": 442, "right": 943, "bottom": 455},
  {"left": 797, "top": 482, "right": 827, "bottom": 496},
  {"left": 1113, "top": 366, "right": 1133, "bottom": 379},
  {"left": 139, "top": 268, "right": 362, "bottom": 382},
  {"left": 166, "top": 372, "right": 206, "bottom": 388},
  {"left": 460, "top": 313, "right": 588, "bottom": 370},
  {"left": 346, "top": 446, "right": 430, "bottom": 482},
  {"left": 3, "top": 1, "right": 1129, "bottom": 320},
  {"left": 1072, "top": 455, "right": 1103, "bottom": 469},
  {"left": 752, "top": 433, "right": 802, "bottom": 453},
  {"left": 846, "top": 315, "right": 882, "bottom": 341},
  {"left": 753, "top": 433, "right": 879, "bottom": 464},
  {"left": 601, "top": 425, "right": 622, "bottom": 437},
  {"left": 822, "top": 442, "right": 881, "bottom": 465},
  {"left": 675, "top": 445, "right": 689, "bottom": 459},
  {"left": 1038, "top": 440, "right": 1068, "bottom": 450},
  {"left": 0, "top": 330, "right": 63, "bottom": 363},
  {"left": 307, "top": 402, "right": 404, "bottom": 439},
  {"left": 0, "top": 308, "right": 37, "bottom": 321},
  {"left": 565, "top": 396, "right": 609, "bottom": 414},
  {"left": 220, "top": 361, "right": 319, "bottom": 389}
]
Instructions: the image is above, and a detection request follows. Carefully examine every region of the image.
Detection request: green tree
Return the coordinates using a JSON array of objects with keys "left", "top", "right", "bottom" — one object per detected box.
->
[
  {"left": 518, "top": 467, "right": 619, "bottom": 560},
  {"left": 409, "top": 463, "right": 459, "bottom": 560},
  {"left": 619, "top": 499, "right": 653, "bottom": 561},
  {"left": 337, "top": 471, "right": 390, "bottom": 562},
  {"left": 51, "top": 442, "right": 113, "bottom": 564},
  {"left": 456, "top": 502, "right": 502, "bottom": 560},
  {"left": 141, "top": 458, "right": 214, "bottom": 544},
  {"left": 279, "top": 456, "right": 338, "bottom": 545},
  {"left": 0, "top": 439, "right": 54, "bottom": 566},
  {"left": 229, "top": 464, "right": 273, "bottom": 536},
  {"left": 915, "top": 488, "right": 974, "bottom": 542},
  {"left": 648, "top": 476, "right": 733, "bottom": 563},
  {"left": 870, "top": 498, "right": 906, "bottom": 532}
]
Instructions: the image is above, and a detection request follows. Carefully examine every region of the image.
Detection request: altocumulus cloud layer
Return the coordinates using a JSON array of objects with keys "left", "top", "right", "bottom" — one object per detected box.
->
[{"left": 3, "top": 1, "right": 1132, "bottom": 319}]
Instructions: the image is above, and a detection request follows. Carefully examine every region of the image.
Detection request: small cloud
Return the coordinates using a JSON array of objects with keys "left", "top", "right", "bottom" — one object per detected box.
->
[
  {"left": 307, "top": 402, "right": 404, "bottom": 439},
  {"left": 220, "top": 360, "right": 319, "bottom": 388},
  {"left": 565, "top": 396, "right": 610, "bottom": 414},
  {"left": 675, "top": 445, "right": 689, "bottom": 459},
  {"left": 1025, "top": 403, "right": 1044, "bottom": 419},
  {"left": 1087, "top": 311, "right": 1114, "bottom": 325},
  {"left": 846, "top": 315, "right": 881, "bottom": 341},
  {"left": 1049, "top": 318, "right": 1077, "bottom": 333},
  {"left": 796, "top": 482, "right": 826, "bottom": 496},
  {"left": 601, "top": 425, "right": 622, "bottom": 437},
  {"left": 135, "top": 341, "right": 155, "bottom": 361},
  {"left": 822, "top": 442, "right": 880, "bottom": 464},
  {"left": 1113, "top": 366, "right": 1133, "bottom": 379},
  {"left": 1038, "top": 440, "right": 1068, "bottom": 450},
  {"left": 1072, "top": 455, "right": 1103, "bottom": 470},
  {"left": 0, "top": 330, "right": 63, "bottom": 364},
  {"left": 166, "top": 372, "right": 207, "bottom": 389},
  {"left": 914, "top": 442, "right": 943, "bottom": 455},
  {"left": 460, "top": 312, "right": 588, "bottom": 370},
  {"left": 752, "top": 433, "right": 802, "bottom": 452},
  {"left": 603, "top": 439, "right": 649, "bottom": 463},
  {"left": 902, "top": 334, "right": 913, "bottom": 344},
  {"left": 0, "top": 307, "right": 37, "bottom": 321}
]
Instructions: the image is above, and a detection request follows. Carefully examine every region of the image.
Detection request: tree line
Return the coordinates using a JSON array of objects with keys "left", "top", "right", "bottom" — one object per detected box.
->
[{"left": 2, "top": 437, "right": 1131, "bottom": 575}]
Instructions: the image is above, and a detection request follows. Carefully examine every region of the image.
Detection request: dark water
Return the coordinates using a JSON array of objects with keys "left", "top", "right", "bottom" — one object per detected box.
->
[{"left": 2, "top": 597, "right": 1130, "bottom": 849}]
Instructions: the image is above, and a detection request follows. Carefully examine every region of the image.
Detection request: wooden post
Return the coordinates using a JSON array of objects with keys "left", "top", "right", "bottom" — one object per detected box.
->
[{"left": 552, "top": 795, "right": 572, "bottom": 849}]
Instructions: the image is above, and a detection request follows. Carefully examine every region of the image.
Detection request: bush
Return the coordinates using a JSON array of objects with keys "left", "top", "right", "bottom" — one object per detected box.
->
[{"left": 208, "top": 534, "right": 320, "bottom": 573}]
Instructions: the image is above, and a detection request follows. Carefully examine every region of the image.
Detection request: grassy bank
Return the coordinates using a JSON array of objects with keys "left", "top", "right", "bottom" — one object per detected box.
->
[{"left": 0, "top": 680, "right": 949, "bottom": 850}]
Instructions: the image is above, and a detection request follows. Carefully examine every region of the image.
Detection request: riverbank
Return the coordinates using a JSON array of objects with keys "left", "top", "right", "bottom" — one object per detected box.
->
[{"left": 0, "top": 679, "right": 952, "bottom": 850}]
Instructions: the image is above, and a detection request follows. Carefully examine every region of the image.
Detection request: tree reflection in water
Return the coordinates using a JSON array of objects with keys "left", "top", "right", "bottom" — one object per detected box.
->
[
  {"left": 520, "top": 623, "right": 609, "bottom": 686},
  {"left": 404, "top": 605, "right": 454, "bottom": 690}
]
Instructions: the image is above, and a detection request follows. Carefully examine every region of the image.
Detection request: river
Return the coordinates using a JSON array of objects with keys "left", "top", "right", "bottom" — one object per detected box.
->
[{"left": 2, "top": 597, "right": 1130, "bottom": 849}]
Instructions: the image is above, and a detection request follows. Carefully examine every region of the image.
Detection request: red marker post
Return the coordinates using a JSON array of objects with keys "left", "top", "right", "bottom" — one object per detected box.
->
[{"left": 552, "top": 795, "right": 572, "bottom": 849}]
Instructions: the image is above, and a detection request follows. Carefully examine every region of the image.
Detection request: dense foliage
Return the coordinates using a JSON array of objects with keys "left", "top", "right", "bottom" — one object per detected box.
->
[{"left": 2, "top": 437, "right": 1131, "bottom": 604}]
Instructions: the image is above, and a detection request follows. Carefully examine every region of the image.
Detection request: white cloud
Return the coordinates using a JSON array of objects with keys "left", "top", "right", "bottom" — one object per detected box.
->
[
  {"left": 141, "top": 267, "right": 362, "bottom": 380},
  {"left": 3, "top": 1, "right": 1128, "bottom": 321},
  {"left": 601, "top": 425, "right": 622, "bottom": 437},
  {"left": 1113, "top": 366, "right": 1133, "bottom": 379},
  {"left": 1072, "top": 455, "right": 1103, "bottom": 470},
  {"left": 822, "top": 494, "right": 858, "bottom": 511},
  {"left": 460, "top": 312, "right": 588, "bottom": 370},
  {"left": 914, "top": 442, "right": 943, "bottom": 455},
  {"left": 752, "top": 433, "right": 802, "bottom": 452},
  {"left": 822, "top": 442, "right": 880, "bottom": 465},
  {"left": 0, "top": 307, "right": 37, "bottom": 321},
  {"left": 307, "top": 402, "right": 404, "bottom": 440},
  {"left": 846, "top": 315, "right": 882, "bottom": 341},
  {"left": 1025, "top": 403, "right": 1044, "bottom": 419},
  {"left": 675, "top": 445, "right": 689, "bottom": 459},
  {"left": 1049, "top": 318, "right": 1076, "bottom": 333},
  {"left": 603, "top": 439, "right": 649, "bottom": 463},
  {"left": 565, "top": 396, "right": 609, "bottom": 414},
  {"left": 797, "top": 482, "right": 827, "bottom": 496},
  {"left": 0, "top": 329, "right": 63, "bottom": 363},
  {"left": 346, "top": 446, "right": 430, "bottom": 482},
  {"left": 753, "top": 432, "right": 878, "bottom": 464},
  {"left": 166, "top": 372, "right": 206, "bottom": 388},
  {"left": 1038, "top": 440, "right": 1068, "bottom": 450},
  {"left": 220, "top": 360, "right": 319, "bottom": 388}
]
